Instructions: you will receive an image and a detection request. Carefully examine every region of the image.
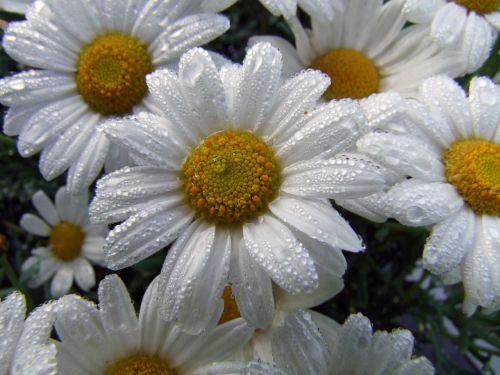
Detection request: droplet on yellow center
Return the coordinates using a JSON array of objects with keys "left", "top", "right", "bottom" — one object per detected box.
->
[
  {"left": 76, "top": 33, "right": 153, "bottom": 116},
  {"left": 182, "top": 130, "right": 281, "bottom": 225},
  {"left": 49, "top": 222, "right": 84, "bottom": 261},
  {"left": 444, "top": 139, "right": 500, "bottom": 215},
  {"left": 309, "top": 48, "right": 380, "bottom": 100},
  {"left": 218, "top": 286, "right": 241, "bottom": 324},
  {"left": 104, "top": 353, "right": 176, "bottom": 375},
  {"left": 453, "top": 0, "right": 499, "bottom": 14}
]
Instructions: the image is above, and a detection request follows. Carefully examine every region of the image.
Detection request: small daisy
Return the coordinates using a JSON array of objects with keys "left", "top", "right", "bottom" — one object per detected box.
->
[
  {"left": 356, "top": 75, "right": 500, "bottom": 314},
  {"left": 251, "top": 0, "right": 466, "bottom": 99},
  {"left": 90, "top": 43, "right": 389, "bottom": 333},
  {"left": 0, "top": 0, "right": 233, "bottom": 192},
  {"left": 403, "top": 0, "right": 499, "bottom": 72},
  {"left": 0, "top": 292, "right": 58, "bottom": 375},
  {"left": 0, "top": 0, "right": 32, "bottom": 13},
  {"left": 55, "top": 274, "right": 256, "bottom": 375},
  {"left": 21, "top": 186, "right": 107, "bottom": 297}
]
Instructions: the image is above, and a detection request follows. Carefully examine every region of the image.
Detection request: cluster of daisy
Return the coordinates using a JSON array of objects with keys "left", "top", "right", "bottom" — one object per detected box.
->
[{"left": 0, "top": 0, "right": 498, "bottom": 373}]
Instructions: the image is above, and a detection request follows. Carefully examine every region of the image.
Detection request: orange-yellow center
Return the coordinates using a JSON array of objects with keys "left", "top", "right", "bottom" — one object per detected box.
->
[
  {"left": 453, "top": 0, "right": 499, "bottom": 14},
  {"left": 76, "top": 33, "right": 153, "bottom": 116},
  {"left": 104, "top": 353, "right": 176, "bottom": 375},
  {"left": 182, "top": 130, "right": 281, "bottom": 225},
  {"left": 49, "top": 222, "right": 84, "bottom": 261},
  {"left": 218, "top": 286, "right": 241, "bottom": 324},
  {"left": 444, "top": 139, "right": 500, "bottom": 215},
  {"left": 309, "top": 48, "right": 380, "bottom": 100}
]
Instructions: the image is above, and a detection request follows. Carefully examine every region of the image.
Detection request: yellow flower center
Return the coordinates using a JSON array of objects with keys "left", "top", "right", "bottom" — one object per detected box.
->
[
  {"left": 182, "top": 130, "right": 281, "bottom": 225},
  {"left": 218, "top": 286, "right": 241, "bottom": 324},
  {"left": 452, "top": 0, "right": 499, "bottom": 14},
  {"left": 49, "top": 222, "right": 84, "bottom": 261},
  {"left": 444, "top": 139, "right": 500, "bottom": 215},
  {"left": 309, "top": 48, "right": 380, "bottom": 100},
  {"left": 76, "top": 33, "right": 153, "bottom": 116},
  {"left": 104, "top": 354, "right": 176, "bottom": 375}
]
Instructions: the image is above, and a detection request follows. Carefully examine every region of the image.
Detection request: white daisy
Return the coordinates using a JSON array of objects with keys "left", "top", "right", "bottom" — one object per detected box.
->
[
  {"left": 89, "top": 43, "right": 389, "bottom": 333},
  {"left": 0, "top": 0, "right": 32, "bottom": 13},
  {"left": 356, "top": 75, "right": 500, "bottom": 315},
  {"left": 0, "top": 292, "right": 58, "bottom": 375},
  {"left": 0, "top": 0, "right": 233, "bottom": 192},
  {"left": 403, "top": 0, "right": 499, "bottom": 72},
  {"left": 21, "top": 186, "right": 107, "bottom": 297},
  {"left": 251, "top": 0, "right": 467, "bottom": 99},
  {"left": 55, "top": 274, "right": 256, "bottom": 375}
]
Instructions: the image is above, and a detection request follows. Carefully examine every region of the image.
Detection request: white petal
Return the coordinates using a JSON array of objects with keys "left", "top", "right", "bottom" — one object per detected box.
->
[
  {"left": 462, "top": 216, "right": 500, "bottom": 310},
  {"left": 460, "top": 12, "right": 496, "bottom": 72},
  {"left": 403, "top": 0, "right": 443, "bottom": 23},
  {"left": 74, "top": 258, "right": 96, "bottom": 292},
  {"left": 90, "top": 166, "right": 181, "bottom": 224},
  {"left": 55, "top": 187, "right": 89, "bottom": 225},
  {"left": 282, "top": 154, "right": 387, "bottom": 199},
  {"left": 430, "top": 3, "right": 467, "bottom": 46},
  {"left": 234, "top": 43, "right": 282, "bottom": 133},
  {"left": 419, "top": 76, "right": 473, "bottom": 139},
  {"left": 98, "top": 274, "right": 139, "bottom": 334},
  {"left": 177, "top": 48, "right": 229, "bottom": 136},
  {"left": 298, "top": 0, "right": 337, "bottom": 21},
  {"left": 270, "top": 196, "right": 362, "bottom": 252},
  {"left": 0, "top": 292, "right": 25, "bottom": 374},
  {"left": 247, "top": 35, "right": 305, "bottom": 77},
  {"left": 276, "top": 99, "right": 365, "bottom": 165},
  {"left": 3, "top": 21, "right": 76, "bottom": 72},
  {"left": 357, "top": 132, "right": 444, "bottom": 181},
  {"left": 151, "top": 13, "right": 229, "bottom": 64},
  {"left": 396, "top": 358, "right": 435, "bottom": 375},
  {"left": 31, "top": 190, "right": 59, "bottom": 226},
  {"left": 228, "top": 232, "right": 274, "bottom": 329},
  {"left": 20, "top": 213, "right": 50, "bottom": 236},
  {"left": 263, "top": 69, "right": 330, "bottom": 144},
  {"left": 259, "top": 0, "right": 296, "bottom": 17},
  {"left": 485, "top": 12, "right": 500, "bottom": 29},
  {"left": 66, "top": 131, "right": 109, "bottom": 193},
  {"left": 243, "top": 215, "right": 318, "bottom": 294},
  {"left": 423, "top": 208, "right": 475, "bottom": 276},
  {"left": 104, "top": 201, "right": 193, "bottom": 270},
  {"left": 273, "top": 311, "right": 330, "bottom": 375},
  {"left": 0, "top": 70, "right": 75, "bottom": 107},
  {"left": 50, "top": 265, "right": 74, "bottom": 297},
  {"left": 158, "top": 220, "right": 230, "bottom": 334},
  {"left": 469, "top": 76, "right": 500, "bottom": 140},
  {"left": 186, "top": 318, "right": 253, "bottom": 369},
  {"left": 335, "top": 192, "right": 390, "bottom": 223},
  {"left": 384, "top": 179, "right": 463, "bottom": 226}
]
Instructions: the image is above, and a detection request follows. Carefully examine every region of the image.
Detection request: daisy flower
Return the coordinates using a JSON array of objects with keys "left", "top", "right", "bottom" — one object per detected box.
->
[
  {"left": 251, "top": 0, "right": 466, "bottom": 99},
  {"left": 356, "top": 75, "right": 500, "bottom": 315},
  {"left": 0, "top": 0, "right": 233, "bottom": 192},
  {"left": 403, "top": 0, "right": 499, "bottom": 72},
  {"left": 0, "top": 0, "right": 32, "bottom": 14},
  {"left": 0, "top": 292, "right": 58, "bottom": 375},
  {"left": 55, "top": 274, "right": 256, "bottom": 375},
  {"left": 90, "top": 43, "right": 389, "bottom": 333},
  {"left": 21, "top": 186, "right": 107, "bottom": 297}
]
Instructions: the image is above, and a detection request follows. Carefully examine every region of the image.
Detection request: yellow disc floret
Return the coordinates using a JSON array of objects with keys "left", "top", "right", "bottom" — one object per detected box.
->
[
  {"left": 76, "top": 33, "right": 153, "bottom": 116},
  {"left": 218, "top": 286, "right": 241, "bottom": 324},
  {"left": 182, "top": 130, "right": 281, "bottom": 225},
  {"left": 104, "top": 353, "right": 176, "bottom": 375},
  {"left": 49, "top": 222, "right": 84, "bottom": 261},
  {"left": 453, "top": 0, "right": 499, "bottom": 14},
  {"left": 309, "top": 48, "right": 380, "bottom": 100},
  {"left": 444, "top": 139, "right": 500, "bottom": 215}
]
